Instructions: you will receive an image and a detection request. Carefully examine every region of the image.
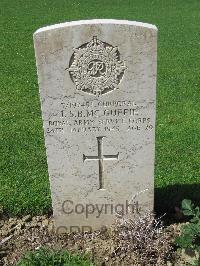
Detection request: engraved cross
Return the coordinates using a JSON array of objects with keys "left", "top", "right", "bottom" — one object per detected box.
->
[{"left": 83, "top": 136, "right": 119, "bottom": 190}]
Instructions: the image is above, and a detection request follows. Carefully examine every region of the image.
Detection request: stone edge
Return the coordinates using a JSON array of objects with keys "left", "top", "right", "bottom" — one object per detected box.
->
[{"left": 33, "top": 19, "right": 158, "bottom": 37}]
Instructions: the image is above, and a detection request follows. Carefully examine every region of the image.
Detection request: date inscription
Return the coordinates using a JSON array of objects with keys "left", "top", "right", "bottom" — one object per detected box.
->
[{"left": 46, "top": 100, "right": 154, "bottom": 134}]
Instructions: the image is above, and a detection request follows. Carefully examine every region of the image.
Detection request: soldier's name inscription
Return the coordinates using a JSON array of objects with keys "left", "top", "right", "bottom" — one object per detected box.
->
[{"left": 47, "top": 99, "right": 153, "bottom": 134}]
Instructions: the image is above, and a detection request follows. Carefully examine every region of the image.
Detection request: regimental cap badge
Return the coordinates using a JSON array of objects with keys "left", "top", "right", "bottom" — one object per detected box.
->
[{"left": 68, "top": 36, "right": 126, "bottom": 96}]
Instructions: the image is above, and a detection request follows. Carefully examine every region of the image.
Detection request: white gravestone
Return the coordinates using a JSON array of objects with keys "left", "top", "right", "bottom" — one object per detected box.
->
[{"left": 34, "top": 19, "right": 157, "bottom": 233}]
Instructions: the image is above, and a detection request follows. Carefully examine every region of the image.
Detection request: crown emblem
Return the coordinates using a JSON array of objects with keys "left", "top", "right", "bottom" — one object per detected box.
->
[{"left": 69, "top": 36, "right": 126, "bottom": 96}]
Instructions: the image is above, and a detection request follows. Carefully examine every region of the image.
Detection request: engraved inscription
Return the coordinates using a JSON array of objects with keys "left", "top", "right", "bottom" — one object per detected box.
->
[
  {"left": 69, "top": 36, "right": 126, "bottom": 96},
  {"left": 83, "top": 137, "right": 119, "bottom": 189},
  {"left": 46, "top": 99, "right": 154, "bottom": 134}
]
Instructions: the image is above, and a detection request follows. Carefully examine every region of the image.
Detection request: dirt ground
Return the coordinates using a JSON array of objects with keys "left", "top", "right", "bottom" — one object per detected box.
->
[{"left": 0, "top": 214, "right": 198, "bottom": 266}]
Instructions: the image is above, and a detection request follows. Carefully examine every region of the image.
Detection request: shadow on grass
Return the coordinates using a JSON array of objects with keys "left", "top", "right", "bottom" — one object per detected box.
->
[{"left": 155, "top": 183, "right": 200, "bottom": 216}]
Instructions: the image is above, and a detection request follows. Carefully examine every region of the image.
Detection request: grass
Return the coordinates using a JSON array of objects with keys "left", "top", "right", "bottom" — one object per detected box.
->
[
  {"left": 17, "top": 247, "right": 92, "bottom": 266},
  {"left": 0, "top": 0, "right": 200, "bottom": 216}
]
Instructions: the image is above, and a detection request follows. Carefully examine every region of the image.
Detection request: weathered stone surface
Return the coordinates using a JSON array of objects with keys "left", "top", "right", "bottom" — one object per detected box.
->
[{"left": 34, "top": 19, "right": 157, "bottom": 232}]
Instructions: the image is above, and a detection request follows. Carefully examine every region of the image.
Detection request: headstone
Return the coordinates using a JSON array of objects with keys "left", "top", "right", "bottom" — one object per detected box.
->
[{"left": 34, "top": 19, "right": 157, "bottom": 233}]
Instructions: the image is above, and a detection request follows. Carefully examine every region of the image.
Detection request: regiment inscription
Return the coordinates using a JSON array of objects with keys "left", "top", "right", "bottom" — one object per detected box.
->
[{"left": 46, "top": 99, "right": 153, "bottom": 134}]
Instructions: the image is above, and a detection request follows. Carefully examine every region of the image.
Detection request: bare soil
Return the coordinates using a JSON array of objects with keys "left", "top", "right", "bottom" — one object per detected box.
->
[{"left": 0, "top": 214, "right": 192, "bottom": 266}]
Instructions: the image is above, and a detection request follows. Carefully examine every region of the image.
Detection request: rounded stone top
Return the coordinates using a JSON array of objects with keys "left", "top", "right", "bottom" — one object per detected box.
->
[{"left": 34, "top": 19, "right": 157, "bottom": 36}]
